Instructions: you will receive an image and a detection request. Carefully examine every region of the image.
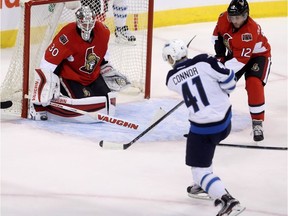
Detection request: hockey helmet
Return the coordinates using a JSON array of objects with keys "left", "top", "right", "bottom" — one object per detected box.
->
[
  {"left": 162, "top": 39, "right": 188, "bottom": 66},
  {"left": 75, "top": 6, "right": 96, "bottom": 41},
  {"left": 227, "top": 0, "right": 249, "bottom": 17}
]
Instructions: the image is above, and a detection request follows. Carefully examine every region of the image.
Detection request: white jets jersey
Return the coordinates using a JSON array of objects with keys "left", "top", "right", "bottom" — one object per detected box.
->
[{"left": 166, "top": 54, "right": 236, "bottom": 134}]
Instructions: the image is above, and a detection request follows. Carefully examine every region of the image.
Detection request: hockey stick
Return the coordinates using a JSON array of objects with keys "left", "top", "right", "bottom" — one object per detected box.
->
[
  {"left": 218, "top": 143, "right": 287, "bottom": 151},
  {"left": 49, "top": 101, "right": 140, "bottom": 130},
  {"left": 99, "top": 100, "right": 185, "bottom": 150},
  {"left": 187, "top": 35, "right": 197, "bottom": 48},
  {"left": 0, "top": 100, "right": 13, "bottom": 109}
]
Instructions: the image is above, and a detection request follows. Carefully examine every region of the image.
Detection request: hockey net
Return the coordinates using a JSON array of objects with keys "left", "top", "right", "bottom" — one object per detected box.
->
[{"left": 0, "top": 0, "right": 153, "bottom": 118}]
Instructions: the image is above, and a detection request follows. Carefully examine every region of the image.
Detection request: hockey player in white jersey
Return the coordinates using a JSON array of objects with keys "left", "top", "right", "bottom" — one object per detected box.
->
[{"left": 162, "top": 39, "right": 245, "bottom": 216}]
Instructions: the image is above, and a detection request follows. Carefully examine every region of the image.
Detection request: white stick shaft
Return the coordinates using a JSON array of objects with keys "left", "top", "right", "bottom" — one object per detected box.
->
[
  {"left": 49, "top": 102, "right": 139, "bottom": 130},
  {"left": 100, "top": 141, "right": 125, "bottom": 150}
]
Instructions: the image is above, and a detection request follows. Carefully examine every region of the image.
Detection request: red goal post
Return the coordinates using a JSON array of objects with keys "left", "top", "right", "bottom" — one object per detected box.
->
[{"left": 0, "top": 0, "right": 154, "bottom": 118}]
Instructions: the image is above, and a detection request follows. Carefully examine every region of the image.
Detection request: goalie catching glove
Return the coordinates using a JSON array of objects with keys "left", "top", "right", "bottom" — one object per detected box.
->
[
  {"left": 100, "top": 63, "right": 131, "bottom": 91},
  {"left": 31, "top": 68, "right": 60, "bottom": 107}
]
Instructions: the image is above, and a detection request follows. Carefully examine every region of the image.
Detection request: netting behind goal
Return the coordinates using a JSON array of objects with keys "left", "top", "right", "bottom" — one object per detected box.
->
[{"left": 0, "top": 0, "right": 153, "bottom": 118}]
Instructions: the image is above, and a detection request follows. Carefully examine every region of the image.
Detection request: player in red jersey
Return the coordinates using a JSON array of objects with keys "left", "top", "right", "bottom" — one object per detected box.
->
[
  {"left": 212, "top": 0, "right": 272, "bottom": 141},
  {"left": 30, "top": 6, "right": 130, "bottom": 122}
]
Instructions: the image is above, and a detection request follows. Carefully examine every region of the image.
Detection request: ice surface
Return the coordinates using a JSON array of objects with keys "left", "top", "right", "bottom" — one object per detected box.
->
[{"left": 1, "top": 17, "right": 287, "bottom": 216}]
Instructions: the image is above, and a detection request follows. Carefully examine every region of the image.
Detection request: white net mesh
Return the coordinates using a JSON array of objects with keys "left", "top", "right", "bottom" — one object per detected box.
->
[{"left": 1, "top": 0, "right": 151, "bottom": 117}]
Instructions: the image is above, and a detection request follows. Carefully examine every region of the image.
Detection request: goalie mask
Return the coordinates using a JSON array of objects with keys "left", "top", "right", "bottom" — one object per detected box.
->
[
  {"left": 162, "top": 39, "right": 188, "bottom": 66},
  {"left": 75, "top": 6, "right": 96, "bottom": 41}
]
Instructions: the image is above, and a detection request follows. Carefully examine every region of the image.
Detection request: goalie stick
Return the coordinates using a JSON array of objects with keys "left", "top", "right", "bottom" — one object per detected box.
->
[
  {"left": 0, "top": 100, "right": 13, "bottom": 109},
  {"left": 49, "top": 101, "right": 140, "bottom": 130},
  {"left": 99, "top": 100, "right": 185, "bottom": 150},
  {"left": 218, "top": 143, "right": 287, "bottom": 151}
]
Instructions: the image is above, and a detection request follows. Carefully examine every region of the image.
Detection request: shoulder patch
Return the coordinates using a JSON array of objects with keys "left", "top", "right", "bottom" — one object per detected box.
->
[
  {"left": 242, "top": 33, "right": 252, "bottom": 42},
  {"left": 59, "top": 34, "right": 69, "bottom": 45}
]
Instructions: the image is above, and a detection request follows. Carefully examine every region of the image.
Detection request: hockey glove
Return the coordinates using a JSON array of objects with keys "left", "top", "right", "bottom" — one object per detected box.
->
[
  {"left": 215, "top": 55, "right": 226, "bottom": 64},
  {"left": 100, "top": 63, "right": 131, "bottom": 91},
  {"left": 214, "top": 35, "right": 226, "bottom": 62}
]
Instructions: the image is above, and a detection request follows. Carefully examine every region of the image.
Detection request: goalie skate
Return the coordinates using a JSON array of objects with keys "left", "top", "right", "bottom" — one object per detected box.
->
[
  {"left": 115, "top": 25, "right": 136, "bottom": 45},
  {"left": 187, "top": 184, "right": 212, "bottom": 200},
  {"left": 29, "top": 103, "right": 48, "bottom": 121}
]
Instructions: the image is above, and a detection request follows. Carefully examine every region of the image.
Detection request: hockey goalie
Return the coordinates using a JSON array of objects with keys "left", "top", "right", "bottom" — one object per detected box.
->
[{"left": 30, "top": 6, "right": 130, "bottom": 123}]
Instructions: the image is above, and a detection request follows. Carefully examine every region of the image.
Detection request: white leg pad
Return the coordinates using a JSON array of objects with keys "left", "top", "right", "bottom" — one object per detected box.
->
[{"left": 48, "top": 95, "right": 116, "bottom": 123}]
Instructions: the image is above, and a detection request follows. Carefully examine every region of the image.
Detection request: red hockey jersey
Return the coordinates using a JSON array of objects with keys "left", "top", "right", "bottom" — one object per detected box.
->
[
  {"left": 43, "top": 21, "right": 110, "bottom": 86},
  {"left": 212, "top": 11, "right": 271, "bottom": 72}
]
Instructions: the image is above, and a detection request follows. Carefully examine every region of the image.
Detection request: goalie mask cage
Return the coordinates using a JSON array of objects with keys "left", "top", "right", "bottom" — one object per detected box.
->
[{"left": 0, "top": 0, "right": 154, "bottom": 118}]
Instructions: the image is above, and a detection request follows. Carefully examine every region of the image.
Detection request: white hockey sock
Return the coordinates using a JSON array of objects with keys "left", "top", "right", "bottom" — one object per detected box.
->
[
  {"left": 191, "top": 166, "right": 226, "bottom": 200},
  {"left": 113, "top": 0, "right": 127, "bottom": 27},
  {"left": 199, "top": 173, "right": 226, "bottom": 199}
]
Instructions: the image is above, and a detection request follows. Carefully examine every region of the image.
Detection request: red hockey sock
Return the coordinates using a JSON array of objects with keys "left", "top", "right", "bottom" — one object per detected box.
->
[{"left": 245, "top": 76, "right": 265, "bottom": 121}]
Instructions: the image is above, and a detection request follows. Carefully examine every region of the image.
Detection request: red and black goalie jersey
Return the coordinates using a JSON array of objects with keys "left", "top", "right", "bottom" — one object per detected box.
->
[{"left": 43, "top": 21, "right": 110, "bottom": 86}]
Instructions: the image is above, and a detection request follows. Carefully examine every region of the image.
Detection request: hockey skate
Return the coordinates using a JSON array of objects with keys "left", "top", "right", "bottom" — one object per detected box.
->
[
  {"left": 214, "top": 194, "right": 245, "bottom": 216},
  {"left": 252, "top": 120, "right": 264, "bottom": 141},
  {"left": 115, "top": 25, "right": 136, "bottom": 45},
  {"left": 187, "top": 184, "right": 211, "bottom": 200},
  {"left": 29, "top": 103, "right": 48, "bottom": 121}
]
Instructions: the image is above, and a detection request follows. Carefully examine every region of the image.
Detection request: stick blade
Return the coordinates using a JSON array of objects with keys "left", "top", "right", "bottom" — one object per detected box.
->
[
  {"left": 1, "top": 101, "right": 13, "bottom": 109},
  {"left": 99, "top": 140, "right": 126, "bottom": 150}
]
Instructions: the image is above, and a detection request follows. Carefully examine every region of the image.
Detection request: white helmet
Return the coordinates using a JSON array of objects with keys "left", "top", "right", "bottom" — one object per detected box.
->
[
  {"left": 75, "top": 6, "right": 96, "bottom": 41},
  {"left": 162, "top": 39, "right": 188, "bottom": 65}
]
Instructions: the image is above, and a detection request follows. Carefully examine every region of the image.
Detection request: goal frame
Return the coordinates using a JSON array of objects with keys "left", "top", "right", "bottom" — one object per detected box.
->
[{"left": 20, "top": 0, "right": 154, "bottom": 118}]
